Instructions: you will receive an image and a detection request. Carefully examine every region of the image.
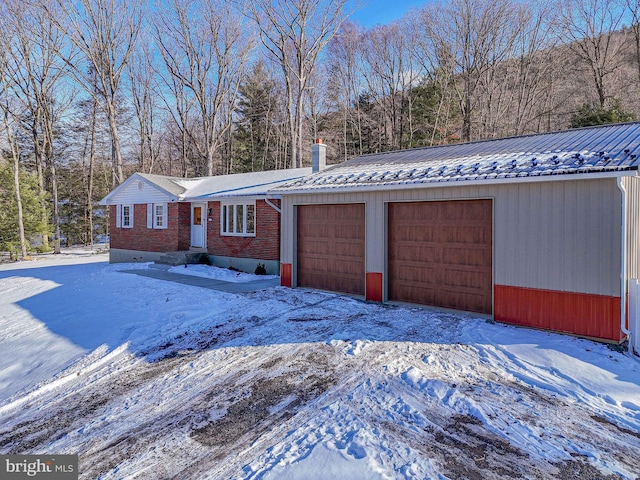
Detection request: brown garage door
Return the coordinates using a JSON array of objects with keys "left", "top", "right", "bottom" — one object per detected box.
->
[
  {"left": 297, "top": 204, "right": 365, "bottom": 295},
  {"left": 388, "top": 200, "right": 492, "bottom": 314}
]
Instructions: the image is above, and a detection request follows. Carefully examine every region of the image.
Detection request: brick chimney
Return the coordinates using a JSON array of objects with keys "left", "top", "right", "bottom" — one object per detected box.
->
[{"left": 312, "top": 138, "right": 326, "bottom": 173}]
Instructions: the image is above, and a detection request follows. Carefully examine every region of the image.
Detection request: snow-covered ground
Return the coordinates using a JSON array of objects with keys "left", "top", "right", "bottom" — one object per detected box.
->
[
  {"left": 1, "top": 252, "right": 639, "bottom": 479},
  {"left": 169, "top": 264, "right": 279, "bottom": 283}
]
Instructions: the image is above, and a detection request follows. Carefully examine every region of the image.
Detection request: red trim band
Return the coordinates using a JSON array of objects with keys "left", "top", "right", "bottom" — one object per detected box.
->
[
  {"left": 366, "top": 272, "right": 383, "bottom": 302},
  {"left": 494, "top": 285, "right": 623, "bottom": 341},
  {"left": 280, "top": 263, "right": 292, "bottom": 288}
]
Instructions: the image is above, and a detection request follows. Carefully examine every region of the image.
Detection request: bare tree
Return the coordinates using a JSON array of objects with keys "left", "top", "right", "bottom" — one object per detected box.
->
[
  {"left": 74, "top": 93, "right": 99, "bottom": 246},
  {"left": 244, "top": 0, "right": 353, "bottom": 168},
  {"left": 326, "top": 20, "right": 366, "bottom": 159},
  {"left": 506, "top": 1, "right": 561, "bottom": 135},
  {"left": 0, "top": 59, "right": 27, "bottom": 259},
  {"left": 154, "top": 52, "right": 196, "bottom": 177},
  {"left": 51, "top": 0, "right": 143, "bottom": 186},
  {"left": 128, "top": 40, "right": 160, "bottom": 174},
  {"left": 358, "top": 22, "right": 419, "bottom": 150},
  {"left": 625, "top": 0, "right": 640, "bottom": 86},
  {"left": 417, "top": 0, "right": 526, "bottom": 142},
  {"left": 408, "top": 13, "right": 458, "bottom": 146},
  {"left": 154, "top": 0, "right": 252, "bottom": 176},
  {"left": 559, "top": 0, "right": 627, "bottom": 108},
  {"left": 1, "top": 0, "right": 70, "bottom": 253}
]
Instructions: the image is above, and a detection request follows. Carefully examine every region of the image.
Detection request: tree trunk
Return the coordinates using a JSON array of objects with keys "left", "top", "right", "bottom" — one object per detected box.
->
[
  {"left": 7, "top": 115, "right": 28, "bottom": 260},
  {"left": 463, "top": 77, "right": 472, "bottom": 142},
  {"left": 106, "top": 104, "right": 124, "bottom": 186},
  {"left": 87, "top": 99, "right": 97, "bottom": 247},
  {"left": 30, "top": 113, "right": 50, "bottom": 251},
  {"left": 50, "top": 156, "right": 61, "bottom": 254},
  {"left": 42, "top": 111, "right": 61, "bottom": 254},
  {"left": 296, "top": 91, "right": 304, "bottom": 168}
]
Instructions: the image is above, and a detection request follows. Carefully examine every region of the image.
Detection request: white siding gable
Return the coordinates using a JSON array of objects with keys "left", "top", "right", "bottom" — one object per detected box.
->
[{"left": 106, "top": 177, "right": 175, "bottom": 205}]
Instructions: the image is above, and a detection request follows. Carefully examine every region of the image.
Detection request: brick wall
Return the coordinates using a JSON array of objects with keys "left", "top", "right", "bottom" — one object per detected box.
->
[
  {"left": 206, "top": 199, "right": 280, "bottom": 261},
  {"left": 177, "top": 202, "right": 191, "bottom": 250},
  {"left": 110, "top": 200, "right": 280, "bottom": 260},
  {"left": 110, "top": 203, "right": 186, "bottom": 252}
]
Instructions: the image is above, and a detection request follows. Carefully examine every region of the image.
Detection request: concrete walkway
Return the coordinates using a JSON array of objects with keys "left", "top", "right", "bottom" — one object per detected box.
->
[{"left": 119, "top": 267, "right": 280, "bottom": 293}]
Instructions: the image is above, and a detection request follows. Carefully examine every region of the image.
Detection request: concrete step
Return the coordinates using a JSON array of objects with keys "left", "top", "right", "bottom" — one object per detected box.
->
[{"left": 155, "top": 251, "right": 208, "bottom": 266}]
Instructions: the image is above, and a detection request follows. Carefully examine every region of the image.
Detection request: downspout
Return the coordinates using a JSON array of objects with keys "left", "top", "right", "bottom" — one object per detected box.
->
[
  {"left": 265, "top": 197, "right": 281, "bottom": 213},
  {"left": 616, "top": 178, "right": 631, "bottom": 343}
]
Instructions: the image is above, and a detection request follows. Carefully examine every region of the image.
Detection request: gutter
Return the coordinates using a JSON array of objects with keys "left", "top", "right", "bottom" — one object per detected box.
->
[{"left": 616, "top": 178, "right": 632, "bottom": 349}]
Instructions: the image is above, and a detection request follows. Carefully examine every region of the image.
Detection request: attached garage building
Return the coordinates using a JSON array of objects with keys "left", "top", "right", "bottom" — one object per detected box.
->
[{"left": 273, "top": 124, "right": 640, "bottom": 345}]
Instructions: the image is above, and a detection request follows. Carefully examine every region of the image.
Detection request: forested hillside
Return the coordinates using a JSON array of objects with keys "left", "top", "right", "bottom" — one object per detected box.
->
[{"left": 2, "top": 0, "right": 640, "bottom": 254}]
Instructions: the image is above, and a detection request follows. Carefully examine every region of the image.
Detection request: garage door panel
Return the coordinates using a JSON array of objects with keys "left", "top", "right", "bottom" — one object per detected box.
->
[
  {"left": 394, "top": 264, "right": 439, "bottom": 284},
  {"left": 440, "top": 225, "right": 485, "bottom": 243},
  {"left": 297, "top": 204, "right": 365, "bottom": 296},
  {"left": 299, "top": 256, "right": 327, "bottom": 270},
  {"left": 334, "top": 225, "right": 363, "bottom": 239},
  {"left": 442, "top": 291, "right": 486, "bottom": 312},
  {"left": 393, "top": 245, "right": 439, "bottom": 262},
  {"left": 303, "top": 225, "right": 329, "bottom": 238},
  {"left": 442, "top": 246, "right": 491, "bottom": 266},
  {"left": 442, "top": 269, "right": 490, "bottom": 289},
  {"left": 334, "top": 244, "right": 362, "bottom": 258},
  {"left": 334, "top": 259, "right": 363, "bottom": 275},
  {"left": 394, "top": 203, "right": 436, "bottom": 222},
  {"left": 398, "top": 226, "right": 436, "bottom": 242},
  {"left": 394, "top": 285, "right": 437, "bottom": 304},
  {"left": 300, "top": 240, "right": 330, "bottom": 255},
  {"left": 388, "top": 200, "right": 492, "bottom": 314}
]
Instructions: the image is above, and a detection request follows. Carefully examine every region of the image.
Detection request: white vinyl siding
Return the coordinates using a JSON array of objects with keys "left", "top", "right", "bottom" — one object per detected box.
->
[
  {"left": 109, "top": 178, "right": 174, "bottom": 205},
  {"left": 147, "top": 203, "right": 167, "bottom": 229},
  {"left": 221, "top": 202, "right": 255, "bottom": 236}
]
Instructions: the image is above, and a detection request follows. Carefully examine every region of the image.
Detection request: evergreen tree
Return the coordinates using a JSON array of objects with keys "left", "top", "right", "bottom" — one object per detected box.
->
[
  {"left": 0, "top": 159, "right": 50, "bottom": 257},
  {"left": 570, "top": 100, "right": 636, "bottom": 128},
  {"left": 402, "top": 80, "right": 453, "bottom": 148},
  {"left": 234, "top": 61, "right": 284, "bottom": 172}
]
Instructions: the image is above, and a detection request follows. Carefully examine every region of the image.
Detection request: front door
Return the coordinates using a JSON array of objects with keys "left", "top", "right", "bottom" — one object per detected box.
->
[{"left": 191, "top": 203, "right": 206, "bottom": 248}]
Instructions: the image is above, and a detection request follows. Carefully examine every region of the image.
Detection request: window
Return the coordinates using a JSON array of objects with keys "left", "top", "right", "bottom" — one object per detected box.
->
[
  {"left": 193, "top": 206, "right": 202, "bottom": 226},
  {"left": 221, "top": 202, "right": 255, "bottom": 236},
  {"left": 147, "top": 203, "right": 168, "bottom": 229},
  {"left": 116, "top": 204, "right": 133, "bottom": 228},
  {"left": 155, "top": 204, "right": 165, "bottom": 228},
  {"left": 122, "top": 205, "right": 132, "bottom": 228}
]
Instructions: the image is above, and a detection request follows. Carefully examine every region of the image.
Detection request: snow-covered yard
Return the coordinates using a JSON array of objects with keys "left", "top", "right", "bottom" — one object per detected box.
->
[{"left": 1, "top": 252, "right": 639, "bottom": 479}]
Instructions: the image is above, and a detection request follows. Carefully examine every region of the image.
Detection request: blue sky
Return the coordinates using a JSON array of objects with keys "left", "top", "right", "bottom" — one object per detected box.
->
[{"left": 350, "top": 0, "right": 428, "bottom": 27}]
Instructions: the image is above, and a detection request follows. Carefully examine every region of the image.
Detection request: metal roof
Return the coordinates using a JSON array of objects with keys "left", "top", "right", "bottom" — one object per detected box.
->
[
  {"left": 271, "top": 123, "right": 640, "bottom": 194},
  {"left": 136, "top": 168, "right": 313, "bottom": 200},
  {"left": 180, "top": 168, "right": 312, "bottom": 199}
]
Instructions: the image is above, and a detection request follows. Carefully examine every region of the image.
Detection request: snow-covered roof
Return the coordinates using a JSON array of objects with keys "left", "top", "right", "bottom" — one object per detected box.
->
[
  {"left": 177, "top": 168, "right": 312, "bottom": 200},
  {"left": 137, "top": 173, "right": 188, "bottom": 197},
  {"left": 271, "top": 123, "right": 640, "bottom": 194},
  {"left": 100, "top": 168, "right": 312, "bottom": 205}
]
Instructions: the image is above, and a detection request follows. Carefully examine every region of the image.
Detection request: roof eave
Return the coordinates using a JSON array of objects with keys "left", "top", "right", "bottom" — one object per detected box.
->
[
  {"left": 182, "top": 193, "right": 270, "bottom": 202},
  {"left": 273, "top": 169, "right": 638, "bottom": 196}
]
